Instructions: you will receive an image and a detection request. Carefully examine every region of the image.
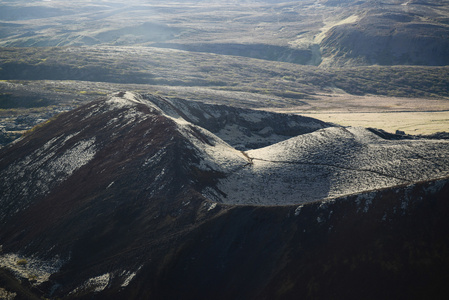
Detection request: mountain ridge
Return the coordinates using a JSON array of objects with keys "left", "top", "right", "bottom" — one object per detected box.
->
[
  {"left": 1, "top": 91, "right": 449, "bottom": 298},
  {"left": 2, "top": 91, "right": 449, "bottom": 212}
]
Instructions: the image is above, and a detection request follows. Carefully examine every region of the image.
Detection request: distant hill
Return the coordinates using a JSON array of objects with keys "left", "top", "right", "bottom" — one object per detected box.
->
[
  {"left": 1, "top": 0, "right": 448, "bottom": 67},
  {"left": 320, "top": 8, "right": 449, "bottom": 66}
]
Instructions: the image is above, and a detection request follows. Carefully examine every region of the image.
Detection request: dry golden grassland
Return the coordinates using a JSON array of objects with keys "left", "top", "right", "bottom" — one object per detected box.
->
[
  {"left": 303, "top": 111, "right": 449, "bottom": 135},
  {"left": 263, "top": 94, "right": 449, "bottom": 135}
]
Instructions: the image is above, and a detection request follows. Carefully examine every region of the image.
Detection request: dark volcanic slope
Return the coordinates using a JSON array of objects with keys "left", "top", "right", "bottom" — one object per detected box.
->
[
  {"left": 0, "top": 92, "right": 251, "bottom": 296},
  {"left": 1, "top": 92, "right": 449, "bottom": 299},
  {"left": 147, "top": 96, "right": 330, "bottom": 150},
  {"left": 0, "top": 92, "right": 248, "bottom": 223}
]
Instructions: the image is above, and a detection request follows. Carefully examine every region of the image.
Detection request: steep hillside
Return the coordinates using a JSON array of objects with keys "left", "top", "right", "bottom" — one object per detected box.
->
[
  {"left": 1, "top": 92, "right": 262, "bottom": 225},
  {"left": 146, "top": 96, "right": 330, "bottom": 150},
  {"left": 319, "top": 1, "right": 449, "bottom": 66},
  {"left": 119, "top": 177, "right": 449, "bottom": 300},
  {"left": 0, "top": 92, "right": 250, "bottom": 297},
  {"left": 1, "top": 92, "right": 449, "bottom": 299}
]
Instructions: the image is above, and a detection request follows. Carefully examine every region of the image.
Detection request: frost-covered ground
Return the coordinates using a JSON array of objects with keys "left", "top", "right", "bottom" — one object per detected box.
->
[
  {"left": 0, "top": 251, "right": 65, "bottom": 285},
  {"left": 2, "top": 91, "right": 449, "bottom": 211},
  {"left": 105, "top": 93, "right": 448, "bottom": 206},
  {"left": 168, "top": 112, "right": 249, "bottom": 173},
  {"left": 108, "top": 92, "right": 250, "bottom": 173},
  {"left": 0, "top": 134, "right": 96, "bottom": 222},
  {"left": 210, "top": 127, "right": 449, "bottom": 205},
  {"left": 0, "top": 246, "right": 140, "bottom": 294},
  {"left": 68, "top": 267, "right": 141, "bottom": 296}
]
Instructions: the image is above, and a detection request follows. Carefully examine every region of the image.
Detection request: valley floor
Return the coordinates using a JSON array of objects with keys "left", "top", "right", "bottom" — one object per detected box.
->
[
  {"left": 263, "top": 94, "right": 449, "bottom": 135},
  {"left": 301, "top": 111, "right": 449, "bottom": 135}
]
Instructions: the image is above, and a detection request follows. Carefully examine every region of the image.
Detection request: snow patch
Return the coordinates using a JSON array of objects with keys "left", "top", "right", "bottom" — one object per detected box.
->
[
  {"left": 207, "top": 203, "right": 217, "bottom": 211},
  {"left": 0, "top": 252, "right": 65, "bottom": 285},
  {"left": 0, "top": 137, "right": 97, "bottom": 221},
  {"left": 143, "top": 148, "right": 166, "bottom": 167},
  {"left": 294, "top": 205, "right": 304, "bottom": 216},
  {"left": 169, "top": 115, "right": 249, "bottom": 173},
  {"left": 203, "top": 201, "right": 219, "bottom": 212},
  {"left": 0, "top": 287, "right": 16, "bottom": 300},
  {"left": 47, "top": 138, "right": 96, "bottom": 180},
  {"left": 71, "top": 273, "right": 111, "bottom": 295},
  {"left": 62, "top": 131, "right": 81, "bottom": 144},
  {"left": 121, "top": 271, "right": 137, "bottom": 288}
]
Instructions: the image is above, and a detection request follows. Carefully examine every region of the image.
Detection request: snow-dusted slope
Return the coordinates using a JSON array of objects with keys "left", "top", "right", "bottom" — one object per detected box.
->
[
  {"left": 209, "top": 126, "right": 449, "bottom": 205},
  {"left": 1, "top": 91, "right": 449, "bottom": 298},
  {"left": 3, "top": 91, "right": 447, "bottom": 211},
  {"left": 105, "top": 92, "right": 249, "bottom": 173},
  {"left": 0, "top": 92, "right": 249, "bottom": 223}
]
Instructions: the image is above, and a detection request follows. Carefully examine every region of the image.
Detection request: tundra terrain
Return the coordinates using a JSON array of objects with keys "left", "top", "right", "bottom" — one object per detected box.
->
[{"left": 1, "top": 0, "right": 449, "bottom": 299}]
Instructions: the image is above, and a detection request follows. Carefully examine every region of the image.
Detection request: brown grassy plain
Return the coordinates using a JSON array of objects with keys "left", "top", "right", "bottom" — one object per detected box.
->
[{"left": 263, "top": 93, "right": 449, "bottom": 134}]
